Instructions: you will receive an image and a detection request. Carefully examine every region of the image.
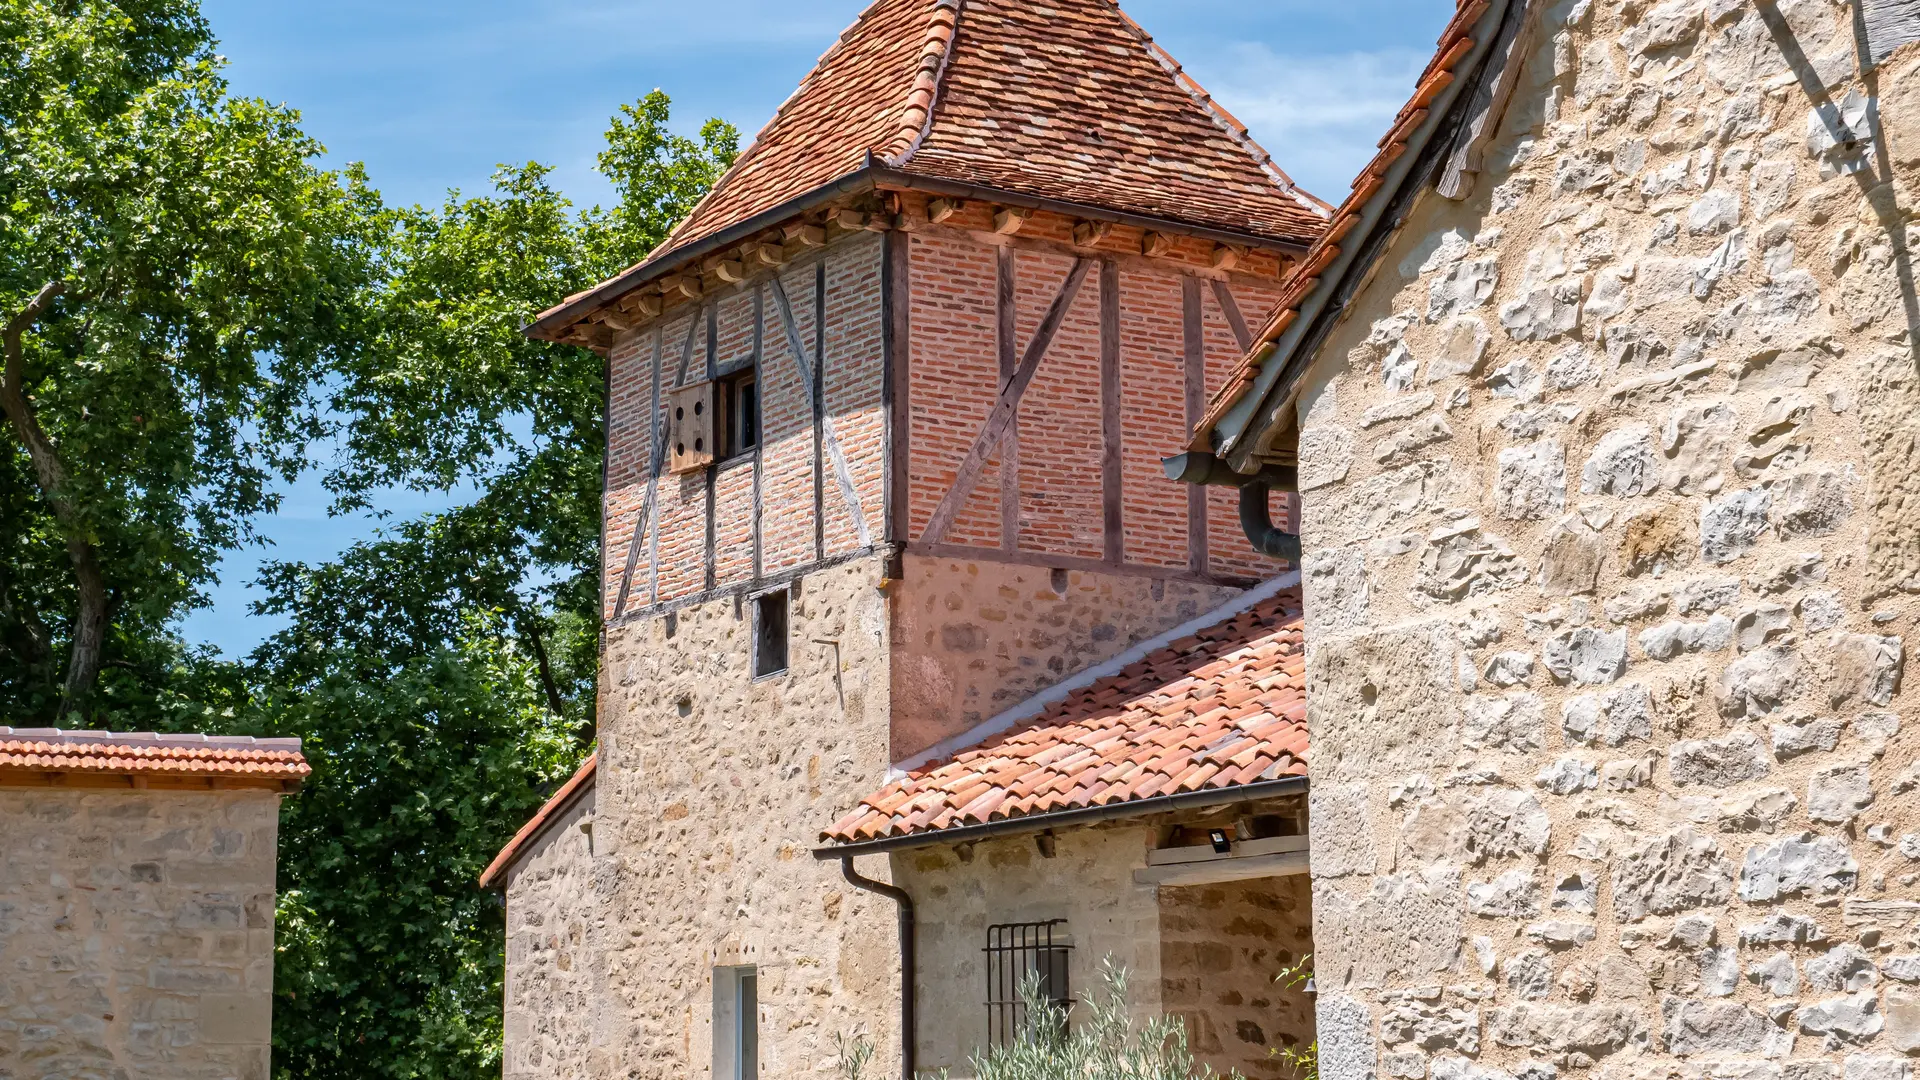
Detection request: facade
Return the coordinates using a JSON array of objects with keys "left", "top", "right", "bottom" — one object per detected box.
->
[
  {"left": 0, "top": 727, "right": 309, "bottom": 1079},
  {"left": 495, "top": 0, "right": 1336, "bottom": 1077},
  {"left": 1188, "top": 6, "right": 1920, "bottom": 1080}
]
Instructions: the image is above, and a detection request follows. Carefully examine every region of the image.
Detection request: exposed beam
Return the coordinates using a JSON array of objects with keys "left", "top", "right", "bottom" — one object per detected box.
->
[
  {"left": 997, "top": 246, "right": 1020, "bottom": 551},
  {"left": 1209, "top": 278, "right": 1255, "bottom": 353},
  {"left": 770, "top": 275, "right": 873, "bottom": 548},
  {"left": 1183, "top": 278, "right": 1209, "bottom": 577},
  {"left": 921, "top": 257, "right": 1092, "bottom": 544},
  {"left": 1100, "top": 258, "right": 1124, "bottom": 565}
]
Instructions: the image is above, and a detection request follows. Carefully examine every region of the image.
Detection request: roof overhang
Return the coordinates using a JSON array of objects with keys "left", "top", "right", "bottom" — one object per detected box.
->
[
  {"left": 1191, "top": 0, "right": 1523, "bottom": 472},
  {"left": 523, "top": 165, "right": 1316, "bottom": 344},
  {"left": 480, "top": 754, "right": 598, "bottom": 890},
  {"left": 811, "top": 774, "right": 1307, "bottom": 859}
]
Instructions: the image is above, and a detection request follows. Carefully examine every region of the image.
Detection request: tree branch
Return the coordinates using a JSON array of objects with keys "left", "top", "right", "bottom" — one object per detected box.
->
[
  {"left": 2, "top": 281, "right": 109, "bottom": 720},
  {"left": 517, "top": 610, "right": 568, "bottom": 721}
]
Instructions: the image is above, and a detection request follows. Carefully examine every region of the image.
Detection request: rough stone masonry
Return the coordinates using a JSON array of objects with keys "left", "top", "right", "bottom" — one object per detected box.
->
[{"left": 1287, "top": 3, "right": 1920, "bottom": 1080}]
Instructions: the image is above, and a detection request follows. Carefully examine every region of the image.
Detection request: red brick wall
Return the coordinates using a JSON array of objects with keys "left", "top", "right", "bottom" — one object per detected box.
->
[
  {"left": 903, "top": 226, "right": 1288, "bottom": 580},
  {"left": 599, "top": 235, "right": 889, "bottom": 618}
]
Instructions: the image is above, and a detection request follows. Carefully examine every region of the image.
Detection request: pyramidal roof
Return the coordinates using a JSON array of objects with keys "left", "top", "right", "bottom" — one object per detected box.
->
[{"left": 667, "top": 0, "right": 1327, "bottom": 258}]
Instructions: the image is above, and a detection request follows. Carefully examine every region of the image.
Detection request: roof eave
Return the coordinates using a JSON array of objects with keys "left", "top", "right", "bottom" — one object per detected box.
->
[
  {"left": 523, "top": 163, "right": 1320, "bottom": 344},
  {"left": 1204, "top": 0, "right": 1519, "bottom": 471},
  {"left": 811, "top": 773, "right": 1308, "bottom": 859},
  {"left": 480, "top": 756, "right": 599, "bottom": 890}
]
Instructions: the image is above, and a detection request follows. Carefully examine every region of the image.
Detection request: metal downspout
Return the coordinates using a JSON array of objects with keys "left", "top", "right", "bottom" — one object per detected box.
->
[
  {"left": 1239, "top": 481, "right": 1301, "bottom": 563},
  {"left": 840, "top": 855, "right": 916, "bottom": 1080}
]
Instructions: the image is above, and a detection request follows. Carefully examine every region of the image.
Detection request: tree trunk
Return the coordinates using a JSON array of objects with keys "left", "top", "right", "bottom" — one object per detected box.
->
[{"left": 1, "top": 281, "right": 110, "bottom": 720}]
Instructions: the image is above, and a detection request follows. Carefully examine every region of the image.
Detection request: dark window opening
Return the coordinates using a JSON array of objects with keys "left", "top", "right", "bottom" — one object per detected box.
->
[
  {"left": 985, "top": 920, "right": 1072, "bottom": 1047},
  {"left": 753, "top": 591, "right": 788, "bottom": 678},
  {"left": 720, "top": 368, "right": 759, "bottom": 459}
]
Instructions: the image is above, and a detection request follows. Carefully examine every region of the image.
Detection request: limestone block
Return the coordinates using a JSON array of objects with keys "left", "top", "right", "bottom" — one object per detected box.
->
[
  {"left": 1749, "top": 553, "right": 1826, "bottom": 595},
  {"left": 1700, "top": 947, "right": 1740, "bottom": 997},
  {"left": 1720, "top": 785, "right": 1799, "bottom": 831},
  {"left": 1468, "top": 869, "right": 1541, "bottom": 917},
  {"left": 1806, "top": 944, "right": 1880, "bottom": 992},
  {"left": 1772, "top": 716, "right": 1845, "bottom": 759},
  {"left": 1739, "top": 833, "right": 1858, "bottom": 900},
  {"left": 1733, "top": 393, "right": 1816, "bottom": 479},
  {"left": 1621, "top": 505, "right": 1692, "bottom": 576},
  {"left": 1528, "top": 920, "right": 1598, "bottom": 948},
  {"left": 1466, "top": 789, "right": 1554, "bottom": 861},
  {"left": 1335, "top": 866, "right": 1466, "bottom": 985},
  {"left": 1484, "top": 653, "right": 1537, "bottom": 688},
  {"left": 1489, "top": 357, "right": 1546, "bottom": 403},
  {"left": 1844, "top": 1057, "right": 1910, "bottom": 1080},
  {"left": 1886, "top": 957, "right": 1920, "bottom": 983},
  {"left": 1625, "top": 0, "right": 1706, "bottom": 56},
  {"left": 1587, "top": 265, "right": 1635, "bottom": 320},
  {"left": 1555, "top": 874, "right": 1598, "bottom": 914},
  {"left": 1607, "top": 583, "right": 1672, "bottom": 624},
  {"left": 1497, "top": 441, "right": 1574, "bottom": 522},
  {"left": 1663, "top": 401, "right": 1739, "bottom": 495},
  {"left": 1301, "top": 426, "right": 1357, "bottom": 491},
  {"left": 1547, "top": 344, "right": 1600, "bottom": 391},
  {"left": 1701, "top": 488, "right": 1774, "bottom": 564},
  {"left": 1734, "top": 604, "right": 1794, "bottom": 652},
  {"left": 1306, "top": 545, "right": 1373, "bottom": 636},
  {"left": 1828, "top": 633, "right": 1904, "bottom": 709},
  {"left": 1381, "top": 1002, "right": 1482, "bottom": 1053},
  {"left": 1689, "top": 189, "right": 1744, "bottom": 235},
  {"left": 1796, "top": 992, "right": 1883, "bottom": 1045},
  {"left": 1584, "top": 425, "right": 1660, "bottom": 497},
  {"left": 1662, "top": 999, "right": 1772, "bottom": 1055},
  {"left": 1541, "top": 515, "right": 1608, "bottom": 596},
  {"left": 1545, "top": 626, "right": 1629, "bottom": 684},
  {"left": 1563, "top": 684, "right": 1654, "bottom": 747},
  {"left": 1717, "top": 645, "right": 1805, "bottom": 718},
  {"left": 1668, "top": 915, "right": 1717, "bottom": 949},
  {"left": 1429, "top": 256, "right": 1502, "bottom": 322},
  {"left": 1312, "top": 782, "right": 1380, "bottom": 879},
  {"left": 1362, "top": 393, "right": 1439, "bottom": 429},
  {"left": 1677, "top": 574, "right": 1744, "bottom": 614},
  {"left": 1603, "top": 757, "right": 1653, "bottom": 789},
  {"left": 1429, "top": 317, "right": 1492, "bottom": 383},
  {"left": 1538, "top": 756, "right": 1601, "bottom": 795},
  {"left": 1775, "top": 469, "right": 1854, "bottom": 540},
  {"left": 1611, "top": 828, "right": 1735, "bottom": 921},
  {"left": 1319, "top": 993, "right": 1379, "bottom": 1080},
  {"left": 1807, "top": 762, "right": 1875, "bottom": 825},
  {"left": 1463, "top": 693, "right": 1546, "bottom": 752},
  {"left": 1434, "top": 1056, "right": 1518, "bottom": 1080},
  {"left": 1740, "top": 912, "right": 1826, "bottom": 945},
  {"left": 1850, "top": 711, "right": 1900, "bottom": 754},
  {"left": 1748, "top": 953, "right": 1799, "bottom": 996},
  {"left": 1310, "top": 620, "right": 1462, "bottom": 779},
  {"left": 1669, "top": 731, "right": 1771, "bottom": 787},
  {"left": 1485, "top": 1003, "right": 1645, "bottom": 1056},
  {"left": 1305, "top": 460, "right": 1452, "bottom": 548},
  {"left": 1640, "top": 616, "right": 1735, "bottom": 660},
  {"left": 1501, "top": 281, "right": 1586, "bottom": 342},
  {"left": 1887, "top": 988, "right": 1920, "bottom": 1053},
  {"left": 1505, "top": 952, "right": 1555, "bottom": 1000},
  {"left": 1417, "top": 521, "right": 1528, "bottom": 600}
]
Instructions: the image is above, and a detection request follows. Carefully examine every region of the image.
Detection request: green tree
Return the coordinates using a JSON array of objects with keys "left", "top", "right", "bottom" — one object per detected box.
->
[{"left": 0, "top": 0, "right": 378, "bottom": 722}]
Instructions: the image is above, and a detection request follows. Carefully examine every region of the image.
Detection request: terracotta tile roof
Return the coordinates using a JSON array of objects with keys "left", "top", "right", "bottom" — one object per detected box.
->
[
  {"left": 822, "top": 589, "right": 1306, "bottom": 845},
  {"left": 1188, "top": 0, "right": 1500, "bottom": 451},
  {"left": 481, "top": 754, "right": 596, "bottom": 889},
  {"left": 542, "top": 0, "right": 1327, "bottom": 334},
  {"left": 0, "top": 727, "right": 310, "bottom": 786}
]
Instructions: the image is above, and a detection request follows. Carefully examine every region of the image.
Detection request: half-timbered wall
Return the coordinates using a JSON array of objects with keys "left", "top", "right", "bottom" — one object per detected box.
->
[{"left": 601, "top": 233, "right": 889, "bottom": 621}]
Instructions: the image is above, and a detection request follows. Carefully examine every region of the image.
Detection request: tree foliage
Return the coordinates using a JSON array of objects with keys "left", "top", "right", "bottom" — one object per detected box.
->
[
  {"left": 0, "top": 0, "right": 379, "bottom": 720},
  {"left": 3, "top": 3, "right": 739, "bottom": 1077}
]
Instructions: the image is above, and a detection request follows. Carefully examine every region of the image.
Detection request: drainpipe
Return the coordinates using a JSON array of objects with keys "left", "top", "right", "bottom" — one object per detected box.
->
[
  {"left": 840, "top": 855, "right": 916, "bottom": 1080},
  {"left": 1162, "top": 452, "right": 1301, "bottom": 562}
]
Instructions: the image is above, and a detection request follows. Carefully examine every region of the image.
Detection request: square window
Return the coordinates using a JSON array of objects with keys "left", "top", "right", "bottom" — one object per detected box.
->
[
  {"left": 985, "top": 921, "right": 1072, "bottom": 1047},
  {"left": 753, "top": 591, "right": 788, "bottom": 678}
]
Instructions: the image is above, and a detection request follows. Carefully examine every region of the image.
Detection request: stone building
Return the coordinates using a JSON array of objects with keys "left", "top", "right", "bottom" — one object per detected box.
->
[
  {"left": 498, "top": 0, "right": 1337, "bottom": 1076},
  {"left": 1182, "top": 4, "right": 1920, "bottom": 1080},
  {"left": 0, "top": 726, "right": 309, "bottom": 1078}
]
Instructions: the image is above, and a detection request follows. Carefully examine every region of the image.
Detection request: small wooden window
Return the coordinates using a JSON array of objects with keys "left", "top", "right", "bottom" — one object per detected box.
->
[
  {"left": 752, "top": 591, "right": 788, "bottom": 678},
  {"left": 668, "top": 382, "right": 715, "bottom": 474},
  {"left": 720, "top": 368, "right": 759, "bottom": 459}
]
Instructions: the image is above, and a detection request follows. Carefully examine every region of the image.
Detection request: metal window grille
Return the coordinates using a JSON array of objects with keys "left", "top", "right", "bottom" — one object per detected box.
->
[{"left": 984, "top": 920, "right": 1072, "bottom": 1047}]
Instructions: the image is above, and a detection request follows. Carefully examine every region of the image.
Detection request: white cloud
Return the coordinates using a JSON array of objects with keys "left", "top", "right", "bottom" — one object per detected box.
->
[{"left": 1198, "top": 44, "right": 1432, "bottom": 205}]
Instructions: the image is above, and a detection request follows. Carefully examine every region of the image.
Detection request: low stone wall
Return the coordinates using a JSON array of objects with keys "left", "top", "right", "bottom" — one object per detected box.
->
[
  {"left": 503, "top": 783, "right": 597, "bottom": 1080},
  {"left": 1161, "top": 874, "right": 1317, "bottom": 1080},
  {"left": 0, "top": 788, "right": 281, "bottom": 1078}
]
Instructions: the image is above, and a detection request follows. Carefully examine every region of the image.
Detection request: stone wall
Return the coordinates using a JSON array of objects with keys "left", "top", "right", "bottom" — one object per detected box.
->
[
  {"left": 503, "top": 783, "right": 596, "bottom": 1080},
  {"left": 1296, "top": 5, "right": 1920, "bottom": 1080},
  {"left": 898, "top": 823, "right": 1170, "bottom": 1076},
  {"left": 0, "top": 789, "right": 281, "bottom": 1078},
  {"left": 595, "top": 557, "right": 900, "bottom": 1078},
  {"left": 888, "top": 554, "right": 1245, "bottom": 760},
  {"left": 1161, "top": 874, "right": 1317, "bottom": 1080}
]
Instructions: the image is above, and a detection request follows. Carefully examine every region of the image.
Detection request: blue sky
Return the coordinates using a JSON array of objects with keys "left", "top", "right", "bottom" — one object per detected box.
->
[{"left": 182, "top": 0, "right": 1454, "bottom": 655}]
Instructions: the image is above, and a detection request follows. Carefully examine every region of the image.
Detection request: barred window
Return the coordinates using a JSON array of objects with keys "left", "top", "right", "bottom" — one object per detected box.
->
[{"left": 984, "top": 920, "right": 1072, "bottom": 1047}]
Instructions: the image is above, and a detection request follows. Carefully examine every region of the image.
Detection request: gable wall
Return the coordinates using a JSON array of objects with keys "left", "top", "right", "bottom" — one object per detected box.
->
[
  {"left": 1292, "top": 4, "right": 1920, "bottom": 1080},
  {"left": 503, "top": 786, "right": 597, "bottom": 1080}
]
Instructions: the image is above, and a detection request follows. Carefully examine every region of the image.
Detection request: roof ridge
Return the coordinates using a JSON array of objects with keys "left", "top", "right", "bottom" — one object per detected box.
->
[
  {"left": 1106, "top": 0, "right": 1333, "bottom": 220},
  {"left": 879, "top": 0, "right": 965, "bottom": 167}
]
